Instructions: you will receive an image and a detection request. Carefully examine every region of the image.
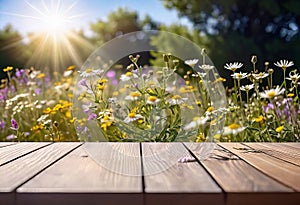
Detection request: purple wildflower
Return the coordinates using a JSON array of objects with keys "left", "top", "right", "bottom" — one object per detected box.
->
[
  {"left": 35, "top": 88, "right": 42, "bottom": 95},
  {"left": 0, "top": 120, "right": 6, "bottom": 129},
  {"left": 88, "top": 113, "right": 97, "bottom": 120},
  {"left": 78, "top": 79, "right": 88, "bottom": 87},
  {"left": 263, "top": 103, "right": 274, "bottom": 113},
  {"left": 106, "top": 70, "right": 116, "bottom": 78},
  {"left": 10, "top": 118, "right": 19, "bottom": 130},
  {"left": 6, "top": 134, "right": 17, "bottom": 140}
]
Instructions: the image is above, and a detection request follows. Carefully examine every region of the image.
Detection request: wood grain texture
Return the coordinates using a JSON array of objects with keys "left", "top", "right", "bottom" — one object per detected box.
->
[
  {"left": 142, "top": 143, "right": 223, "bottom": 205},
  {"left": 17, "top": 143, "right": 142, "bottom": 205},
  {"left": 0, "top": 142, "right": 81, "bottom": 193},
  {"left": 282, "top": 142, "right": 300, "bottom": 150},
  {"left": 244, "top": 143, "right": 300, "bottom": 167},
  {"left": 185, "top": 143, "right": 292, "bottom": 193},
  {"left": 220, "top": 143, "right": 300, "bottom": 192},
  {"left": 0, "top": 142, "right": 50, "bottom": 166},
  {"left": 0, "top": 143, "right": 15, "bottom": 148}
]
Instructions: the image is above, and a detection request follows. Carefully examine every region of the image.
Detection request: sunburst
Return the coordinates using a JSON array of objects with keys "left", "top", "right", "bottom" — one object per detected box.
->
[{"left": 1, "top": 0, "right": 95, "bottom": 72}]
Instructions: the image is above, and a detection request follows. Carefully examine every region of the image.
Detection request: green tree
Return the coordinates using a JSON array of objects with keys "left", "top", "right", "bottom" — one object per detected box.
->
[
  {"left": 90, "top": 8, "right": 159, "bottom": 45},
  {"left": 0, "top": 24, "right": 29, "bottom": 78},
  {"left": 161, "top": 0, "right": 300, "bottom": 72}
]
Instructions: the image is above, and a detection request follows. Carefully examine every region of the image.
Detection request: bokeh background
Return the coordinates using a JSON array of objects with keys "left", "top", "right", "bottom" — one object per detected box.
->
[{"left": 0, "top": 0, "right": 299, "bottom": 85}]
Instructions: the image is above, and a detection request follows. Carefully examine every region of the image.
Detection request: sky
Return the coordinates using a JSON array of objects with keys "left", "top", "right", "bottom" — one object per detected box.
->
[{"left": 0, "top": 0, "right": 191, "bottom": 37}]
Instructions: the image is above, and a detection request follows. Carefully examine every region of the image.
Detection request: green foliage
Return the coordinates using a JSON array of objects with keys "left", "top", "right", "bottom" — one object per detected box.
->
[
  {"left": 90, "top": 8, "right": 158, "bottom": 46},
  {"left": 0, "top": 25, "right": 29, "bottom": 79},
  {"left": 162, "top": 0, "right": 300, "bottom": 79}
]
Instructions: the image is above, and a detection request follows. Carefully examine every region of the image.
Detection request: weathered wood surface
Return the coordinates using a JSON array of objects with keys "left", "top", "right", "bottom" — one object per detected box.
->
[
  {"left": 0, "top": 142, "right": 299, "bottom": 205},
  {"left": 220, "top": 143, "right": 300, "bottom": 192}
]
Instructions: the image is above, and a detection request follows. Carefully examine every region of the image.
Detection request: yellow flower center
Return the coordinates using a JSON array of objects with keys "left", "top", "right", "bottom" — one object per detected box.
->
[
  {"left": 131, "top": 92, "right": 141, "bottom": 97},
  {"left": 207, "top": 106, "right": 214, "bottom": 112},
  {"left": 228, "top": 123, "right": 240, "bottom": 130},
  {"left": 267, "top": 91, "right": 276, "bottom": 98},
  {"left": 86, "top": 68, "right": 93, "bottom": 73},
  {"left": 172, "top": 95, "right": 182, "bottom": 100},
  {"left": 128, "top": 113, "right": 136, "bottom": 118},
  {"left": 148, "top": 96, "right": 158, "bottom": 102},
  {"left": 125, "top": 72, "right": 132, "bottom": 77}
]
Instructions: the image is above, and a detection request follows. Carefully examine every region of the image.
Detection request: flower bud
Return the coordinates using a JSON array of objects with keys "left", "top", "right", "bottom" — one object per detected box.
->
[
  {"left": 163, "top": 54, "right": 168, "bottom": 63},
  {"left": 129, "top": 55, "right": 134, "bottom": 61},
  {"left": 201, "top": 48, "right": 207, "bottom": 56},
  {"left": 251, "top": 55, "right": 257, "bottom": 64}
]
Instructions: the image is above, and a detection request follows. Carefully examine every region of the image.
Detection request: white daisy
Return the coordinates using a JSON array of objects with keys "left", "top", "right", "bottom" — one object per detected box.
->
[
  {"left": 63, "top": 70, "right": 73, "bottom": 77},
  {"left": 223, "top": 123, "right": 246, "bottom": 135},
  {"left": 79, "top": 68, "right": 104, "bottom": 78},
  {"left": 260, "top": 86, "right": 285, "bottom": 99},
  {"left": 199, "top": 64, "right": 214, "bottom": 72},
  {"left": 146, "top": 96, "right": 161, "bottom": 105},
  {"left": 125, "top": 92, "right": 141, "bottom": 101},
  {"left": 124, "top": 113, "right": 143, "bottom": 123},
  {"left": 274, "top": 60, "right": 294, "bottom": 69},
  {"left": 231, "top": 72, "right": 248, "bottom": 80},
  {"left": 184, "top": 59, "right": 199, "bottom": 67},
  {"left": 240, "top": 84, "right": 254, "bottom": 92},
  {"left": 184, "top": 116, "right": 209, "bottom": 130},
  {"left": 37, "top": 114, "right": 49, "bottom": 123},
  {"left": 224, "top": 62, "right": 243, "bottom": 72},
  {"left": 286, "top": 72, "right": 300, "bottom": 83},
  {"left": 251, "top": 72, "right": 269, "bottom": 80},
  {"left": 120, "top": 71, "right": 138, "bottom": 81},
  {"left": 168, "top": 95, "right": 188, "bottom": 105}
]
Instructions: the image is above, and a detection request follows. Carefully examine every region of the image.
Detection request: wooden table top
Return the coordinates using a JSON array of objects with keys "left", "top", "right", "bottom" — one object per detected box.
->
[{"left": 0, "top": 142, "right": 299, "bottom": 205}]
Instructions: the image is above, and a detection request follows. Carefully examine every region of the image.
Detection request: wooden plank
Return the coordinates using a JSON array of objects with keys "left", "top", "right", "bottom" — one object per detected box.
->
[
  {"left": 0, "top": 143, "right": 81, "bottom": 192},
  {"left": 0, "top": 142, "right": 16, "bottom": 148},
  {"left": 142, "top": 143, "right": 223, "bottom": 205},
  {"left": 17, "top": 143, "right": 143, "bottom": 205},
  {"left": 0, "top": 142, "right": 50, "bottom": 166},
  {"left": 244, "top": 143, "right": 300, "bottom": 167},
  {"left": 283, "top": 142, "right": 300, "bottom": 150},
  {"left": 186, "top": 143, "right": 297, "bottom": 205},
  {"left": 220, "top": 143, "right": 300, "bottom": 192},
  {"left": 186, "top": 143, "right": 292, "bottom": 192}
]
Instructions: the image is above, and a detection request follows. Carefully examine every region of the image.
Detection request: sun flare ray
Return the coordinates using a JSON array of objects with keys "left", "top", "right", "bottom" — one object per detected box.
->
[{"left": 1, "top": 0, "right": 95, "bottom": 73}]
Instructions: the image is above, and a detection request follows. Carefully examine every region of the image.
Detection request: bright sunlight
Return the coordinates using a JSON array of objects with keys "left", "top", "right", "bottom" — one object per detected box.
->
[{"left": 3, "top": 0, "right": 95, "bottom": 71}]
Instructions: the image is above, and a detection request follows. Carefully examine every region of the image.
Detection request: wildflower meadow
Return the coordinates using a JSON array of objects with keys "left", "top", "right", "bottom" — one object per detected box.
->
[{"left": 0, "top": 53, "right": 299, "bottom": 142}]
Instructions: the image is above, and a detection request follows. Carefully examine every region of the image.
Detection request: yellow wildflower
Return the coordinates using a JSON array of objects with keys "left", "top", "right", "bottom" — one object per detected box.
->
[
  {"left": 37, "top": 73, "right": 45, "bottom": 79},
  {"left": 206, "top": 106, "right": 214, "bottom": 112},
  {"left": 31, "top": 124, "right": 44, "bottom": 131},
  {"left": 3, "top": 66, "right": 13, "bottom": 72},
  {"left": 101, "top": 121, "right": 113, "bottom": 131},
  {"left": 196, "top": 133, "right": 205, "bottom": 142},
  {"left": 67, "top": 65, "right": 76, "bottom": 70},
  {"left": 43, "top": 107, "right": 56, "bottom": 114},
  {"left": 254, "top": 115, "right": 265, "bottom": 123},
  {"left": 275, "top": 125, "right": 284, "bottom": 133},
  {"left": 65, "top": 110, "right": 72, "bottom": 118},
  {"left": 287, "top": 93, "right": 294, "bottom": 97}
]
